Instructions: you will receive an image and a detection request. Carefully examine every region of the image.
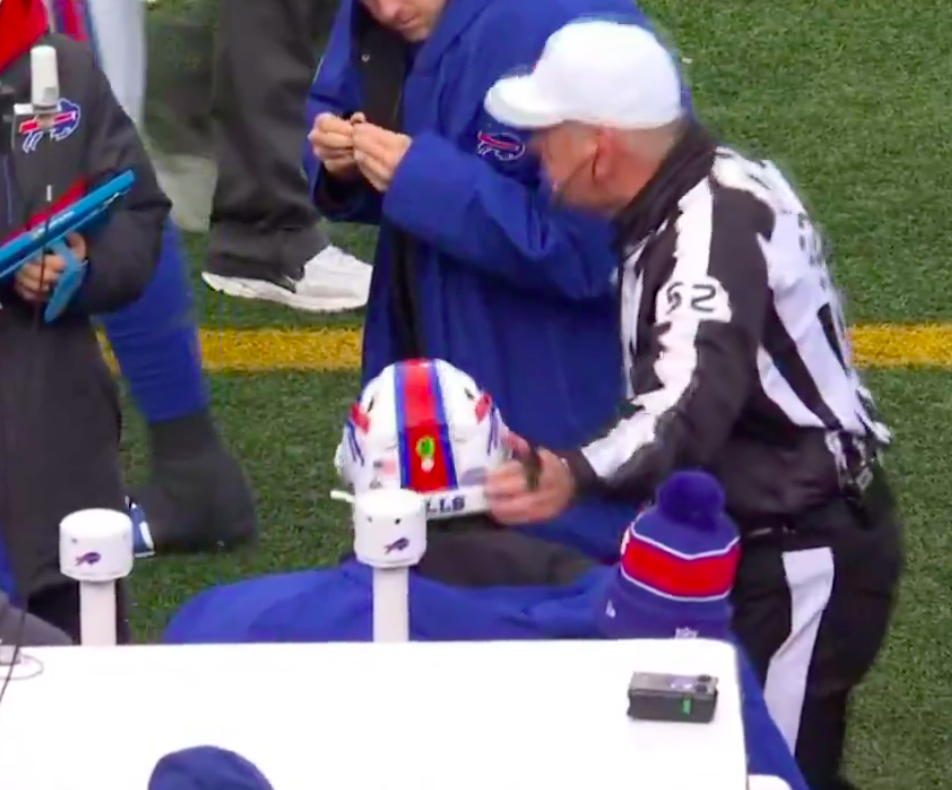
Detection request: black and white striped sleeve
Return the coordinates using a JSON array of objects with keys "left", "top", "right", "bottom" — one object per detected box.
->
[{"left": 563, "top": 183, "right": 774, "bottom": 504}]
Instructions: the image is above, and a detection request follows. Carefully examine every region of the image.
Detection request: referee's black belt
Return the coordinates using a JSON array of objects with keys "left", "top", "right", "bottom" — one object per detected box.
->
[{"left": 740, "top": 466, "right": 894, "bottom": 542}]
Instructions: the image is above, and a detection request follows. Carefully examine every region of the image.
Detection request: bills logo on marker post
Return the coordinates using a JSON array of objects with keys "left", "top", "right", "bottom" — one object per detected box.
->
[
  {"left": 384, "top": 537, "right": 410, "bottom": 554},
  {"left": 476, "top": 131, "right": 526, "bottom": 162},
  {"left": 17, "top": 98, "right": 81, "bottom": 153},
  {"left": 75, "top": 551, "right": 101, "bottom": 567}
]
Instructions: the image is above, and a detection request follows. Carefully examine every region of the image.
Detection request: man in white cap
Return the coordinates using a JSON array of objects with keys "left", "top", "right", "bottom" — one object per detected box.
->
[
  {"left": 484, "top": 19, "right": 688, "bottom": 212},
  {"left": 483, "top": 19, "right": 902, "bottom": 790}
]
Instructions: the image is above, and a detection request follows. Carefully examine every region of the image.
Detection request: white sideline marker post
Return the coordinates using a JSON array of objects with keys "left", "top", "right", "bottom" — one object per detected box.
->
[
  {"left": 59, "top": 509, "right": 134, "bottom": 646},
  {"left": 350, "top": 488, "right": 427, "bottom": 643}
]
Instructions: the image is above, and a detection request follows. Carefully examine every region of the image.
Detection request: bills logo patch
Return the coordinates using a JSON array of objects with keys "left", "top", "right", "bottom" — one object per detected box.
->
[
  {"left": 476, "top": 131, "right": 525, "bottom": 162},
  {"left": 75, "top": 551, "right": 101, "bottom": 567},
  {"left": 17, "top": 99, "right": 82, "bottom": 153}
]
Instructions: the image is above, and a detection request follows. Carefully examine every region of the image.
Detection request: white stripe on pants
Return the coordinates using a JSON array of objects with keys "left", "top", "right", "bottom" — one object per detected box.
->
[{"left": 762, "top": 547, "right": 836, "bottom": 750}]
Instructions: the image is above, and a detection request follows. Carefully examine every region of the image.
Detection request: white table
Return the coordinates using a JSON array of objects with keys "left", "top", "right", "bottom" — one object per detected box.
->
[{"left": 0, "top": 638, "right": 748, "bottom": 790}]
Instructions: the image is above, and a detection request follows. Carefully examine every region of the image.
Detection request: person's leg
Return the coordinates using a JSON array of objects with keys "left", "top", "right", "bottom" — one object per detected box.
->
[
  {"left": 57, "top": 0, "right": 258, "bottom": 554},
  {"left": 101, "top": 224, "right": 258, "bottom": 554},
  {"left": 785, "top": 518, "right": 900, "bottom": 790},
  {"left": 729, "top": 540, "right": 792, "bottom": 687},
  {"left": 733, "top": 515, "right": 900, "bottom": 790},
  {"left": 201, "top": 0, "right": 371, "bottom": 313}
]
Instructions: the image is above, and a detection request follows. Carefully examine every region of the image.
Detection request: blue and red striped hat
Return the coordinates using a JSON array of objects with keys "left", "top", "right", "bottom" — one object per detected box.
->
[{"left": 597, "top": 471, "right": 740, "bottom": 640}]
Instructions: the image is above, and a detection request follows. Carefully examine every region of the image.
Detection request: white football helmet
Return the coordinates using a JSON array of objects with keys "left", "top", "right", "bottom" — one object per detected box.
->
[{"left": 335, "top": 359, "right": 509, "bottom": 519}]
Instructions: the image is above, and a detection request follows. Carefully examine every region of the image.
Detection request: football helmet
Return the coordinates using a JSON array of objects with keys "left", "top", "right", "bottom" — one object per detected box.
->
[{"left": 335, "top": 359, "right": 508, "bottom": 519}]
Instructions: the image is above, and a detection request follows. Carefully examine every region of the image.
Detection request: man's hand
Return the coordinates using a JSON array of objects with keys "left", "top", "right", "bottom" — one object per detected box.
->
[
  {"left": 14, "top": 233, "right": 86, "bottom": 303},
  {"left": 308, "top": 112, "right": 365, "bottom": 178},
  {"left": 352, "top": 122, "right": 412, "bottom": 192},
  {"left": 486, "top": 431, "right": 576, "bottom": 525}
]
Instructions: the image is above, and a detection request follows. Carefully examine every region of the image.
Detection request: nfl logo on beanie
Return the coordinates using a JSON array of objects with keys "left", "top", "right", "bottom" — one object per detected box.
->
[{"left": 597, "top": 471, "right": 740, "bottom": 641}]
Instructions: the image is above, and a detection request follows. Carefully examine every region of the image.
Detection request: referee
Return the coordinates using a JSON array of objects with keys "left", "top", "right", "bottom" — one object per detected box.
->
[{"left": 483, "top": 20, "right": 902, "bottom": 790}]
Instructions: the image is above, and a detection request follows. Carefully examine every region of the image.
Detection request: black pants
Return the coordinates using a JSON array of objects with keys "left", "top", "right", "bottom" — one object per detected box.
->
[
  {"left": 206, "top": 0, "right": 330, "bottom": 281},
  {"left": 27, "top": 582, "right": 131, "bottom": 646},
  {"left": 731, "top": 496, "right": 902, "bottom": 790}
]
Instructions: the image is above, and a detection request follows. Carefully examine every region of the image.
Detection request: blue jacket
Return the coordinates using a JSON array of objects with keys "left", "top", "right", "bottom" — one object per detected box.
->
[
  {"left": 302, "top": 0, "right": 684, "bottom": 560},
  {"left": 164, "top": 562, "right": 806, "bottom": 789}
]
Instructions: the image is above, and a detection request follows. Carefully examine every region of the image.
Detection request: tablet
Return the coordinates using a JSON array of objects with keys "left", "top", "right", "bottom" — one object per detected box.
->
[{"left": 0, "top": 169, "right": 136, "bottom": 321}]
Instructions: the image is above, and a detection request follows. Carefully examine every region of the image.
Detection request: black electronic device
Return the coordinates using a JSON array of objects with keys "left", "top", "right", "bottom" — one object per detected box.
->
[{"left": 626, "top": 672, "right": 719, "bottom": 724}]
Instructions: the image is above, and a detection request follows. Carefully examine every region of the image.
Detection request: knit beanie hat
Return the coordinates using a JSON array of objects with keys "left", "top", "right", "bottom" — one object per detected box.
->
[
  {"left": 149, "top": 747, "right": 275, "bottom": 790},
  {"left": 597, "top": 471, "right": 740, "bottom": 640}
]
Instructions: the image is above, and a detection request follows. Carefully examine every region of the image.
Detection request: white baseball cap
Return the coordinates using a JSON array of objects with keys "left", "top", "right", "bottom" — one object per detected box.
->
[{"left": 485, "top": 19, "right": 684, "bottom": 131}]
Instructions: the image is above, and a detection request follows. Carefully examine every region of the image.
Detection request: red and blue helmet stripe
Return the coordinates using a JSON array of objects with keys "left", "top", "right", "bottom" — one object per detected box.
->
[{"left": 394, "top": 360, "right": 459, "bottom": 492}]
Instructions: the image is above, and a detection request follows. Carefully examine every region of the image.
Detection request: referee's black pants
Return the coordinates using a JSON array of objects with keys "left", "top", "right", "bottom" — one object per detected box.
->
[{"left": 731, "top": 490, "right": 902, "bottom": 790}]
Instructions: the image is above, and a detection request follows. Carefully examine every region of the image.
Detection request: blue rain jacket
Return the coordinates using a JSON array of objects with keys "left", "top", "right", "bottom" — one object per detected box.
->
[{"left": 302, "top": 0, "right": 692, "bottom": 559}]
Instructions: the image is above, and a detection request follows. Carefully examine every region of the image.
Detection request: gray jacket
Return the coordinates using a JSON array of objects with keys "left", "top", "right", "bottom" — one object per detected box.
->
[{"left": 0, "top": 34, "right": 169, "bottom": 595}]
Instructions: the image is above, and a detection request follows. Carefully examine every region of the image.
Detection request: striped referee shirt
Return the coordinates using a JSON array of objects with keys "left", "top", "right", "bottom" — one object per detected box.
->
[{"left": 563, "top": 125, "right": 890, "bottom": 521}]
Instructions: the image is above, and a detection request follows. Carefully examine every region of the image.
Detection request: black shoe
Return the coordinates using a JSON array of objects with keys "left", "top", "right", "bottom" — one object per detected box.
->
[{"left": 131, "top": 411, "right": 258, "bottom": 554}]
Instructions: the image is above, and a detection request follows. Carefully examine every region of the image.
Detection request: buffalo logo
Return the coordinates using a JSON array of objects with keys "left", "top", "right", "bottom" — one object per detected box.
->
[
  {"left": 476, "top": 131, "right": 526, "bottom": 162},
  {"left": 75, "top": 551, "right": 101, "bottom": 567},
  {"left": 384, "top": 537, "right": 410, "bottom": 554},
  {"left": 17, "top": 99, "right": 82, "bottom": 153}
]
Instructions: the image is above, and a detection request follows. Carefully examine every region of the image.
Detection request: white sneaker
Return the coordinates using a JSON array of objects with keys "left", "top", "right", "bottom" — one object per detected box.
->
[{"left": 201, "top": 245, "right": 372, "bottom": 313}]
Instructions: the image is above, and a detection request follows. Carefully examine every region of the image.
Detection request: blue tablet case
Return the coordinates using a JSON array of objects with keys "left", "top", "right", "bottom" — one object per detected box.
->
[{"left": 0, "top": 169, "right": 136, "bottom": 322}]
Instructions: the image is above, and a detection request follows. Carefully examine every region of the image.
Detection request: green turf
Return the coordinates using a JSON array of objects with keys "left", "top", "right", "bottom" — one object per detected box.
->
[
  {"left": 124, "top": 372, "right": 359, "bottom": 635},
  {"left": 140, "top": 1, "right": 952, "bottom": 786}
]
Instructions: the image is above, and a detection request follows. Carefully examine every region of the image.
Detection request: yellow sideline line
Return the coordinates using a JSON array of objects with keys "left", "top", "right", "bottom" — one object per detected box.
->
[{"left": 98, "top": 323, "right": 952, "bottom": 373}]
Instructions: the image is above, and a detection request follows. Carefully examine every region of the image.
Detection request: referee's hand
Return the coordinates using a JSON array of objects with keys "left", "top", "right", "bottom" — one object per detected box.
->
[{"left": 486, "top": 432, "right": 576, "bottom": 525}]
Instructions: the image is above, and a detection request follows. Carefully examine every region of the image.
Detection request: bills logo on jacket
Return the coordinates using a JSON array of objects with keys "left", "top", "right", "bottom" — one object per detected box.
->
[
  {"left": 337, "top": 359, "right": 508, "bottom": 518},
  {"left": 476, "top": 130, "right": 526, "bottom": 162},
  {"left": 16, "top": 98, "right": 82, "bottom": 153}
]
